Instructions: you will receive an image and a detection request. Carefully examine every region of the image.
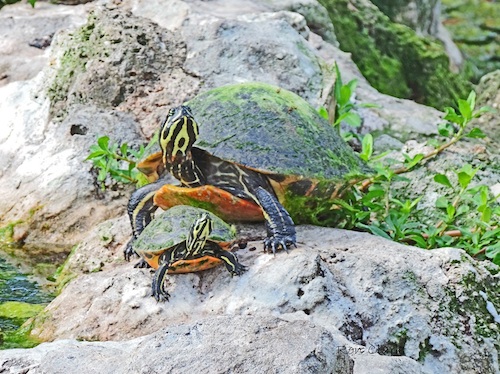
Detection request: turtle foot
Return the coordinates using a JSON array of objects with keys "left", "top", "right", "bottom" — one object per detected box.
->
[
  {"left": 151, "top": 278, "right": 170, "bottom": 302},
  {"left": 133, "top": 259, "right": 151, "bottom": 269},
  {"left": 230, "top": 262, "right": 247, "bottom": 276},
  {"left": 263, "top": 234, "right": 297, "bottom": 255},
  {"left": 124, "top": 238, "right": 139, "bottom": 262}
]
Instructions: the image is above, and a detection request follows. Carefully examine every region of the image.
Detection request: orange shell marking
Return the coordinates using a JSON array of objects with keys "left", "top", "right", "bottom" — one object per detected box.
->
[{"left": 154, "top": 184, "right": 264, "bottom": 222}]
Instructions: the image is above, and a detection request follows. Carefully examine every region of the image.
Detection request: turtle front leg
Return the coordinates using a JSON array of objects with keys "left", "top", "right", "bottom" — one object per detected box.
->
[
  {"left": 203, "top": 242, "right": 247, "bottom": 276},
  {"left": 255, "top": 187, "right": 297, "bottom": 254},
  {"left": 125, "top": 179, "right": 164, "bottom": 264}
]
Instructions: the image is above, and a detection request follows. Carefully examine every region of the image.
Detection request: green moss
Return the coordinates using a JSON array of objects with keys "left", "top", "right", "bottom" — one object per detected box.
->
[
  {"left": 318, "top": 0, "right": 471, "bottom": 109},
  {"left": 134, "top": 206, "right": 235, "bottom": 253},
  {"left": 188, "top": 82, "right": 371, "bottom": 180},
  {"left": 378, "top": 328, "right": 408, "bottom": 356},
  {"left": 0, "top": 220, "right": 23, "bottom": 245},
  {"left": 52, "top": 245, "right": 78, "bottom": 294},
  {"left": 47, "top": 13, "right": 105, "bottom": 117},
  {"left": 0, "top": 302, "right": 45, "bottom": 321},
  {"left": 442, "top": 0, "right": 500, "bottom": 82}
]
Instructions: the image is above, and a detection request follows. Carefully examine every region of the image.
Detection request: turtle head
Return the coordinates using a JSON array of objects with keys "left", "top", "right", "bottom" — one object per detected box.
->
[
  {"left": 159, "top": 105, "right": 199, "bottom": 165},
  {"left": 186, "top": 213, "right": 213, "bottom": 255}
]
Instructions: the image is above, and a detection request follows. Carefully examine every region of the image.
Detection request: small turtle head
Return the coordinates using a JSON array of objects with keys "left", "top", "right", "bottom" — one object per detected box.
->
[
  {"left": 159, "top": 105, "right": 199, "bottom": 165},
  {"left": 186, "top": 213, "right": 213, "bottom": 255}
]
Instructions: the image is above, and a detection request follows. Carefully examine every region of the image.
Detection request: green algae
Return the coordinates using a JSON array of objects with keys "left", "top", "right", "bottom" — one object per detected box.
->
[
  {"left": 133, "top": 206, "right": 235, "bottom": 253},
  {"left": 0, "top": 255, "right": 54, "bottom": 349},
  {"left": 318, "top": 0, "right": 471, "bottom": 109},
  {"left": 188, "top": 82, "right": 370, "bottom": 180}
]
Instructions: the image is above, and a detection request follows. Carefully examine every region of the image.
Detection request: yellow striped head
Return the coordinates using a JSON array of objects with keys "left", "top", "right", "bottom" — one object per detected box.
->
[
  {"left": 159, "top": 105, "right": 199, "bottom": 165},
  {"left": 186, "top": 213, "right": 213, "bottom": 255}
]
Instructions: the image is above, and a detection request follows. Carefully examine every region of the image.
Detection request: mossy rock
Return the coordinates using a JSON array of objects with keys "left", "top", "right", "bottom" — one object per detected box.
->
[{"left": 318, "top": 0, "right": 471, "bottom": 109}]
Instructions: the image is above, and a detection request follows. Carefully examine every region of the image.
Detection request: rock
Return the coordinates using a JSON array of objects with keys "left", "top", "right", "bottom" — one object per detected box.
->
[
  {"left": 0, "top": 1, "right": 88, "bottom": 87},
  {"left": 474, "top": 70, "right": 500, "bottom": 142},
  {"left": 317, "top": 0, "right": 471, "bottom": 109},
  {"left": 25, "top": 224, "right": 499, "bottom": 373},
  {"left": 370, "top": 0, "right": 464, "bottom": 70},
  {"left": 2, "top": 316, "right": 360, "bottom": 374}
]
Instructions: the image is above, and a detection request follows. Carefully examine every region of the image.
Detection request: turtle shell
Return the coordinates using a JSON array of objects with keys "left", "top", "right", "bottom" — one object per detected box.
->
[
  {"left": 186, "top": 82, "right": 370, "bottom": 180},
  {"left": 133, "top": 205, "right": 236, "bottom": 273}
]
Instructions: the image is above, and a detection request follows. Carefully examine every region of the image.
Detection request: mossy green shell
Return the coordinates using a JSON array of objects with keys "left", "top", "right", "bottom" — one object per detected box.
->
[
  {"left": 187, "top": 82, "right": 370, "bottom": 180},
  {"left": 133, "top": 205, "right": 235, "bottom": 255}
]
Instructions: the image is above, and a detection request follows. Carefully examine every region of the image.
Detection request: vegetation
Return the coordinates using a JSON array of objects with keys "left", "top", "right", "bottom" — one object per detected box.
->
[
  {"left": 85, "top": 67, "right": 498, "bottom": 265},
  {"left": 0, "top": 0, "right": 35, "bottom": 10},
  {"left": 317, "top": 0, "right": 471, "bottom": 110},
  {"left": 86, "top": 135, "right": 156, "bottom": 189}
]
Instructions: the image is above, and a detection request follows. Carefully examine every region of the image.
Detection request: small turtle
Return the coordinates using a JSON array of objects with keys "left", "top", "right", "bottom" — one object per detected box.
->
[
  {"left": 126, "top": 82, "right": 370, "bottom": 259},
  {"left": 133, "top": 205, "right": 246, "bottom": 302}
]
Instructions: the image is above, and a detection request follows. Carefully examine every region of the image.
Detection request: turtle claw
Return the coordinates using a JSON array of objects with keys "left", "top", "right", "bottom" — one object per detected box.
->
[
  {"left": 133, "top": 259, "right": 151, "bottom": 269},
  {"left": 263, "top": 235, "right": 296, "bottom": 255},
  {"left": 124, "top": 238, "right": 138, "bottom": 262},
  {"left": 231, "top": 262, "right": 247, "bottom": 276},
  {"left": 151, "top": 276, "right": 170, "bottom": 302}
]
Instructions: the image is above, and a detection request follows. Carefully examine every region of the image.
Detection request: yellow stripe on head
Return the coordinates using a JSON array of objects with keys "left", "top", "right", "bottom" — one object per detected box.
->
[
  {"left": 186, "top": 213, "right": 213, "bottom": 255},
  {"left": 159, "top": 106, "right": 199, "bottom": 165}
]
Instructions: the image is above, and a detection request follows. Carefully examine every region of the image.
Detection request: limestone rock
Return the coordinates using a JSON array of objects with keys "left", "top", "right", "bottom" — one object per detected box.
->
[
  {"left": 26, "top": 224, "right": 500, "bottom": 373},
  {"left": 0, "top": 1, "right": 88, "bottom": 87}
]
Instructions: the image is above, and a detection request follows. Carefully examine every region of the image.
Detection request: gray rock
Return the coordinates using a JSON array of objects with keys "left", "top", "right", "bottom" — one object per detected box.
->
[
  {"left": 0, "top": 1, "right": 88, "bottom": 87},
  {"left": 24, "top": 224, "right": 499, "bottom": 373},
  {"left": 3, "top": 316, "right": 359, "bottom": 374},
  {"left": 369, "top": 0, "right": 463, "bottom": 69}
]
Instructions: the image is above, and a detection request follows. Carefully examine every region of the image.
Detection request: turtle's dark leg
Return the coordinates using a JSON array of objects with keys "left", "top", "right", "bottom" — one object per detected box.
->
[
  {"left": 203, "top": 241, "right": 247, "bottom": 276},
  {"left": 151, "top": 245, "right": 187, "bottom": 302},
  {"left": 125, "top": 179, "right": 165, "bottom": 265},
  {"left": 255, "top": 187, "right": 296, "bottom": 254}
]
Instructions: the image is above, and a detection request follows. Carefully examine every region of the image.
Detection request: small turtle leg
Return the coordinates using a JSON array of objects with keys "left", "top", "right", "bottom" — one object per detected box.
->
[
  {"left": 125, "top": 179, "right": 165, "bottom": 264},
  {"left": 151, "top": 263, "right": 171, "bottom": 302},
  {"left": 203, "top": 242, "right": 247, "bottom": 276},
  {"left": 151, "top": 245, "right": 187, "bottom": 302},
  {"left": 254, "top": 187, "right": 297, "bottom": 254}
]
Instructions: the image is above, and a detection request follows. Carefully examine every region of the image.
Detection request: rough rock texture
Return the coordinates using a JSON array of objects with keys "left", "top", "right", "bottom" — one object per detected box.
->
[
  {"left": 2, "top": 316, "right": 360, "bottom": 374},
  {"left": 24, "top": 224, "right": 500, "bottom": 373},
  {"left": 0, "top": 0, "right": 447, "bottom": 249},
  {"left": 474, "top": 70, "right": 500, "bottom": 143},
  {"left": 370, "top": 0, "right": 463, "bottom": 69},
  {"left": 318, "top": 0, "right": 470, "bottom": 109},
  {"left": 0, "top": 2, "right": 88, "bottom": 87}
]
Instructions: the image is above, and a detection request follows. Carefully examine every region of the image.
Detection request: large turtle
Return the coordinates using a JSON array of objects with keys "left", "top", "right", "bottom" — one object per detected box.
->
[
  {"left": 126, "top": 82, "right": 370, "bottom": 259},
  {"left": 133, "top": 205, "right": 246, "bottom": 301}
]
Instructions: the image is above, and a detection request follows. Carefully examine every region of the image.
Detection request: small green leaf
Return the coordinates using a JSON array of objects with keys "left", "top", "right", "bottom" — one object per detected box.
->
[
  {"left": 28, "top": 0, "right": 36, "bottom": 7},
  {"left": 466, "top": 128, "right": 486, "bottom": 139},
  {"left": 443, "top": 107, "right": 463, "bottom": 125},
  {"left": 446, "top": 204, "right": 455, "bottom": 220},
  {"left": 435, "top": 197, "right": 449, "bottom": 209},
  {"left": 339, "top": 85, "right": 352, "bottom": 106},
  {"left": 466, "top": 91, "right": 476, "bottom": 112},
  {"left": 342, "top": 112, "right": 362, "bottom": 128},
  {"left": 318, "top": 106, "right": 329, "bottom": 120},
  {"left": 97, "top": 136, "right": 110, "bottom": 151},
  {"left": 403, "top": 153, "right": 424, "bottom": 170},
  {"left": 457, "top": 171, "right": 474, "bottom": 189},
  {"left": 360, "top": 133, "right": 373, "bottom": 161},
  {"left": 458, "top": 99, "right": 472, "bottom": 122},
  {"left": 437, "top": 122, "right": 455, "bottom": 137},
  {"left": 356, "top": 223, "right": 392, "bottom": 240},
  {"left": 434, "top": 174, "right": 453, "bottom": 189}
]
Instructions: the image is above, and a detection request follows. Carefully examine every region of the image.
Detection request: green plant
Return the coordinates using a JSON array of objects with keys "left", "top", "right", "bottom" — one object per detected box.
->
[
  {"left": 85, "top": 135, "right": 156, "bottom": 189},
  {"left": 0, "top": 0, "right": 35, "bottom": 9},
  {"left": 336, "top": 90, "right": 499, "bottom": 264}
]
